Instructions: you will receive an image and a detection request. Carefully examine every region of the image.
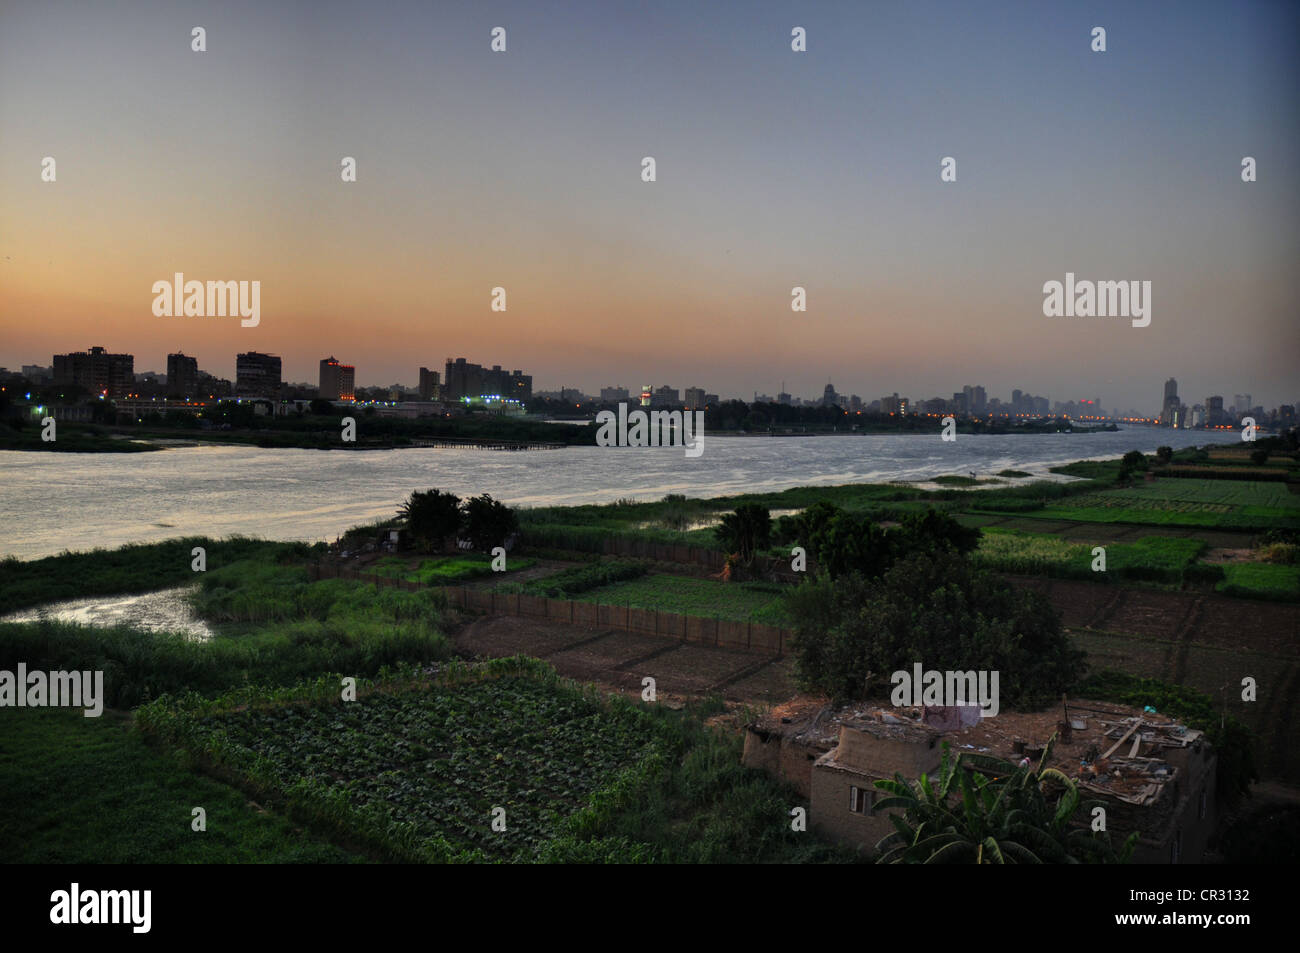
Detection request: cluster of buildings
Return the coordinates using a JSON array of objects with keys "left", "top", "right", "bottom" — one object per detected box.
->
[
  {"left": 1158, "top": 377, "right": 1280, "bottom": 430},
  {"left": 5, "top": 349, "right": 1295, "bottom": 431},
  {"left": 4, "top": 348, "right": 540, "bottom": 422}
]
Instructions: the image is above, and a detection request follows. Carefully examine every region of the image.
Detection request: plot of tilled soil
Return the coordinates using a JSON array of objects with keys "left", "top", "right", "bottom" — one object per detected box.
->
[
  {"left": 548, "top": 630, "right": 677, "bottom": 671},
  {"left": 628, "top": 643, "right": 767, "bottom": 695},
  {"left": 450, "top": 615, "right": 792, "bottom": 703},
  {"left": 454, "top": 615, "right": 591, "bottom": 658},
  {"left": 722, "top": 656, "right": 799, "bottom": 703}
]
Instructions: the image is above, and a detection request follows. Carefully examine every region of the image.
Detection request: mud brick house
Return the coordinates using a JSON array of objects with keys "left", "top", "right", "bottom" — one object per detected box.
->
[{"left": 743, "top": 698, "right": 1218, "bottom": 863}]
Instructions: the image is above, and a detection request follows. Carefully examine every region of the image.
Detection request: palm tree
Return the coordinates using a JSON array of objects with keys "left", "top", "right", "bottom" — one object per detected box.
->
[{"left": 872, "top": 736, "right": 1137, "bottom": 863}]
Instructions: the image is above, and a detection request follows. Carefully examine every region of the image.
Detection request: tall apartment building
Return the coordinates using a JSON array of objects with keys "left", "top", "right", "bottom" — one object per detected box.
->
[
  {"left": 166, "top": 352, "right": 199, "bottom": 398},
  {"left": 649, "top": 385, "right": 680, "bottom": 408},
  {"left": 319, "top": 356, "right": 356, "bottom": 401},
  {"left": 683, "top": 387, "right": 707, "bottom": 409},
  {"left": 442, "top": 357, "right": 532, "bottom": 401},
  {"left": 1205, "top": 395, "right": 1226, "bottom": 427},
  {"left": 1160, "top": 378, "right": 1181, "bottom": 427},
  {"left": 600, "top": 385, "right": 630, "bottom": 403},
  {"left": 52, "top": 346, "right": 134, "bottom": 396},
  {"left": 418, "top": 367, "right": 441, "bottom": 401},
  {"left": 235, "top": 351, "right": 282, "bottom": 396}
]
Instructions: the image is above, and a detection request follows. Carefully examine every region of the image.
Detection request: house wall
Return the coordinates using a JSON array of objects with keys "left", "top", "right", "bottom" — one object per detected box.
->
[
  {"left": 833, "top": 725, "right": 943, "bottom": 778},
  {"left": 809, "top": 757, "right": 895, "bottom": 852},
  {"left": 741, "top": 727, "right": 827, "bottom": 799}
]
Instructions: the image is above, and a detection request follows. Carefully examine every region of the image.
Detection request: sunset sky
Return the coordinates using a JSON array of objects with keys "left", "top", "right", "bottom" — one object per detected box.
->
[{"left": 1, "top": 0, "right": 1297, "bottom": 413}]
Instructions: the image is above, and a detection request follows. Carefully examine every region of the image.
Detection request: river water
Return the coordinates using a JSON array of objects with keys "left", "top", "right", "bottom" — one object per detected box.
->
[{"left": 0, "top": 428, "right": 1238, "bottom": 560}]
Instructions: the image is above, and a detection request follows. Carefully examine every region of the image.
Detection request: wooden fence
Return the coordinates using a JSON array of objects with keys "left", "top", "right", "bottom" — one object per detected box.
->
[{"left": 312, "top": 563, "right": 791, "bottom": 655}]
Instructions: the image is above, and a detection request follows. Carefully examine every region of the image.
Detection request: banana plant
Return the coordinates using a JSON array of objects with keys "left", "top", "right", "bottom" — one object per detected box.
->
[{"left": 873, "top": 735, "right": 1138, "bottom": 863}]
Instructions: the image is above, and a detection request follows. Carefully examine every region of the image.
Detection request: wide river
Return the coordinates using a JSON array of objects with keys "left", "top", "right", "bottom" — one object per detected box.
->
[{"left": 1, "top": 428, "right": 1239, "bottom": 560}]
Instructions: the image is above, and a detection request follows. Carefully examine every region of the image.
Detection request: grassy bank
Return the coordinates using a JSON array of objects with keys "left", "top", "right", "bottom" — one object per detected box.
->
[{"left": 0, "top": 707, "right": 357, "bottom": 863}]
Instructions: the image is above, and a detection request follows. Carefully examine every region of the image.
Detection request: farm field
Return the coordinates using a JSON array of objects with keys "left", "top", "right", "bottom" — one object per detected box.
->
[
  {"left": 1217, "top": 563, "right": 1300, "bottom": 601},
  {"left": 139, "top": 661, "right": 668, "bottom": 862},
  {"left": 1027, "top": 480, "right": 1298, "bottom": 530},
  {"left": 974, "top": 529, "right": 1206, "bottom": 582},
  {"left": 566, "top": 573, "right": 792, "bottom": 626},
  {"left": 368, "top": 554, "right": 536, "bottom": 584}
]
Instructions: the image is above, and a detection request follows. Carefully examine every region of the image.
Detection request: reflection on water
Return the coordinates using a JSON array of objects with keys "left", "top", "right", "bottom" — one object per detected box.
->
[{"left": 0, "top": 586, "right": 214, "bottom": 641}]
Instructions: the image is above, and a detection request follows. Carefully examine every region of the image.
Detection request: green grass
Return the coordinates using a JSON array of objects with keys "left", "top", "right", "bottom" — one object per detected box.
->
[
  {"left": 1028, "top": 479, "right": 1299, "bottom": 531},
  {"left": 570, "top": 573, "right": 791, "bottom": 626},
  {"left": 0, "top": 707, "right": 357, "bottom": 863},
  {"left": 974, "top": 529, "right": 1206, "bottom": 583},
  {"left": 500, "top": 559, "right": 651, "bottom": 597},
  {"left": 1, "top": 550, "right": 452, "bottom": 708},
  {"left": 368, "top": 554, "right": 536, "bottom": 584},
  {"left": 0, "top": 536, "right": 291, "bottom": 614},
  {"left": 1216, "top": 563, "right": 1300, "bottom": 601}
]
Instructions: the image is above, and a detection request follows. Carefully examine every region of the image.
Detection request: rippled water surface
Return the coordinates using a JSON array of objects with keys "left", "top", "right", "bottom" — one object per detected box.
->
[{"left": 0, "top": 428, "right": 1237, "bottom": 559}]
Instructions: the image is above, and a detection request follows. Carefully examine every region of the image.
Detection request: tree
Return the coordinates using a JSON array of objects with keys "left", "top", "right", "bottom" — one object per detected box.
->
[
  {"left": 873, "top": 738, "right": 1137, "bottom": 864},
  {"left": 787, "top": 550, "right": 1085, "bottom": 709},
  {"left": 713, "top": 503, "right": 771, "bottom": 567},
  {"left": 309, "top": 398, "right": 339, "bottom": 416},
  {"left": 1155, "top": 446, "right": 1173, "bottom": 465},
  {"left": 398, "top": 489, "right": 461, "bottom": 552},
  {"left": 461, "top": 493, "right": 518, "bottom": 552}
]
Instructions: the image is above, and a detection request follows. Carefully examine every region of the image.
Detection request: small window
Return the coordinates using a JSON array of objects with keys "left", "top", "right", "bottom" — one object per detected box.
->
[{"left": 849, "top": 785, "right": 873, "bottom": 815}]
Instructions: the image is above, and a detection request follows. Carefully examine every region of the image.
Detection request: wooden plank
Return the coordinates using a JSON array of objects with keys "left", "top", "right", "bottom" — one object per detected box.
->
[
  {"left": 1128, "top": 734, "right": 1142, "bottom": 759},
  {"left": 1102, "top": 719, "right": 1141, "bottom": 760}
]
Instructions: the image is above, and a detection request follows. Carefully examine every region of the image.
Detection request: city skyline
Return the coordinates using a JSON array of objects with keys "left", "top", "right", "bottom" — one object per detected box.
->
[
  {"left": 11, "top": 341, "right": 1292, "bottom": 421},
  {"left": 2, "top": 0, "right": 1297, "bottom": 413}
]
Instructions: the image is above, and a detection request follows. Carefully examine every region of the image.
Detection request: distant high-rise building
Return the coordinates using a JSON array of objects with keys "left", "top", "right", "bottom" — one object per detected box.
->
[
  {"left": 166, "top": 352, "right": 199, "bottom": 398},
  {"left": 600, "top": 385, "right": 630, "bottom": 403},
  {"left": 684, "top": 387, "right": 707, "bottom": 409},
  {"left": 1161, "top": 378, "right": 1180, "bottom": 426},
  {"left": 1205, "top": 395, "right": 1225, "bottom": 427},
  {"left": 418, "top": 367, "right": 440, "bottom": 401},
  {"left": 704, "top": 393, "right": 719, "bottom": 406},
  {"left": 822, "top": 382, "right": 839, "bottom": 408},
  {"left": 1234, "top": 394, "right": 1252, "bottom": 416},
  {"left": 235, "top": 351, "right": 282, "bottom": 396},
  {"left": 650, "top": 385, "right": 680, "bottom": 408},
  {"left": 443, "top": 357, "right": 531, "bottom": 401},
  {"left": 21, "top": 364, "right": 52, "bottom": 382},
  {"left": 52, "top": 346, "right": 134, "bottom": 396},
  {"left": 319, "top": 356, "right": 355, "bottom": 401}
]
